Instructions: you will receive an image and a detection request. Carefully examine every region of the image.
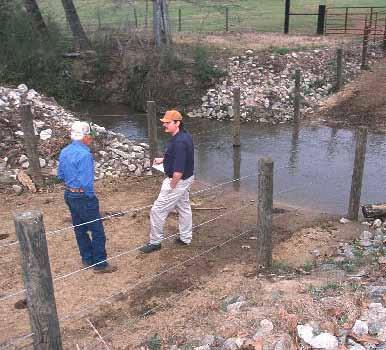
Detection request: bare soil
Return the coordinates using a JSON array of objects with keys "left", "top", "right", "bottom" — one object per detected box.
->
[{"left": 317, "top": 56, "right": 386, "bottom": 130}]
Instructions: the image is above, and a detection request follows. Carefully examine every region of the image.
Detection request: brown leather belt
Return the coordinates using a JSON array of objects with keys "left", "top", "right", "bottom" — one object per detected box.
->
[{"left": 66, "top": 187, "right": 84, "bottom": 193}]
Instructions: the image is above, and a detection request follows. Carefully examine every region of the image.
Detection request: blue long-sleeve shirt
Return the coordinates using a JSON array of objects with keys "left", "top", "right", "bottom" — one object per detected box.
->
[{"left": 57, "top": 141, "right": 95, "bottom": 197}]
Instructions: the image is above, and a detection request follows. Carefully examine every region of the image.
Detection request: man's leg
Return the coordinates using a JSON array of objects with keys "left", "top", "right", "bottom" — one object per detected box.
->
[
  {"left": 81, "top": 196, "right": 107, "bottom": 268},
  {"left": 175, "top": 176, "right": 194, "bottom": 244},
  {"left": 149, "top": 178, "right": 188, "bottom": 245},
  {"left": 65, "top": 193, "right": 93, "bottom": 265}
]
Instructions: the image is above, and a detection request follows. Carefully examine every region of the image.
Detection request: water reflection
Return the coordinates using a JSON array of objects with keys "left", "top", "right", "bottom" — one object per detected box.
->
[
  {"left": 288, "top": 122, "right": 300, "bottom": 174},
  {"left": 233, "top": 147, "right": 241, "bottom": 192},
  {"left": 75, "top": 103, "right": 386, "bottom": 215}
]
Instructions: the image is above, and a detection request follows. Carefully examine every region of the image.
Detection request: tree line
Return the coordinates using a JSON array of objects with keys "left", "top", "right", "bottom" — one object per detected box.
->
[{"left": 21, "top": 0, "right": 172, "bottom": 50}]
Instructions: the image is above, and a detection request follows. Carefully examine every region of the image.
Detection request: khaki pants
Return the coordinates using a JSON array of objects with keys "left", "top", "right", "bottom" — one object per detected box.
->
[{"left": 149, "top": 176, "right": 194, "bottom": 245}]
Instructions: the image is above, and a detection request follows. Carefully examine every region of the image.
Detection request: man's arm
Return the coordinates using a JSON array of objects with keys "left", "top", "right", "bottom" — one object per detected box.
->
[
  {"left": 79, "top": 154, "right": 95, "bottom": 197},
  {"left": 57, "top": 152, "right": 65, "bottom": 181}
]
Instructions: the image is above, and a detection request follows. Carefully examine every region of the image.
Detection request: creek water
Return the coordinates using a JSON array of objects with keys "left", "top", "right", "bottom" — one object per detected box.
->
[{"left": 76, "top": 103, "right": 386, "bottom": 215}]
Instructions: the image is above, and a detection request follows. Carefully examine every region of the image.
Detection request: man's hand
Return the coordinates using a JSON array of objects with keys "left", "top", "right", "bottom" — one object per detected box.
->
[
  {"left": 153, "top": 157, "right": 164, "bottom": 165},
  {"left": 170, "top": 172, "right": 183, "bottom": 189}
]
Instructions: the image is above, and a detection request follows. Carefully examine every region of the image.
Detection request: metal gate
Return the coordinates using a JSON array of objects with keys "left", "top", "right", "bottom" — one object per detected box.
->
[{"left": 325, "top": 6, "right": 386, "bottom": 36}]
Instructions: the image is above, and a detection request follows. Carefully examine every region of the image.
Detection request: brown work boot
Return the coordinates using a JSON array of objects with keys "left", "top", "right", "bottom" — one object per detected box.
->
[{"left": 93, "top": 264, "right": 118, "bottom": 274}]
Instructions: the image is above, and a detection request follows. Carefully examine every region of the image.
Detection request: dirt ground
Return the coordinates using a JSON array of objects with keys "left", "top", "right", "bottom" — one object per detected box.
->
[
  {"left": 1, "top": 38, "right": 386, "bottom": 350},
  {"left": 0, "top": 171, "right": 362, "bottom": 349},
  {"left": 317, "top": 56, "right": 386, "bottom": 130}
]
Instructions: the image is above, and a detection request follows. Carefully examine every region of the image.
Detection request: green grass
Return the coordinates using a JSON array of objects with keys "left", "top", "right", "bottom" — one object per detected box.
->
[{"left": 36, "top": 0, "right": 386, "bottom": 35}]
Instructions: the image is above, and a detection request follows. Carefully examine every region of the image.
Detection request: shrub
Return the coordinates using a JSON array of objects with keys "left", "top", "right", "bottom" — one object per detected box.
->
[{"left": 192, "top": 46, "right": 226, "bottom": 84}]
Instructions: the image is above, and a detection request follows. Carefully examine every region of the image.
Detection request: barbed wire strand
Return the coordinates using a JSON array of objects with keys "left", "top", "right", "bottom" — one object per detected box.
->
[
  {"left": 0, "top": 161, "right": 342, "bottom": 302},
  {"left": 0, "top": 201, "right": 254, "bottom": 303},
  {"left": 2, "top": 226, "right": 255, "bottom": 350},
  {"left": 0, "top": 160, "right": 297, "bottom": 257},
  {"left": 0, "top": 172, "right": 254, "bottom": 250},
  {"left": 84, "top": 227, "right": 255, "bottom": 350},
  {"left": 0, "top": 163, "right": 359, "bottom": 346}
]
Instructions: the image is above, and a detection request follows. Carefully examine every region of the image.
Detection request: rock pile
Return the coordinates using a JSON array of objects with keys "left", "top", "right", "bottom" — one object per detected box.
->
[
  {"left": 160, "top": 220, "right": 386, "bottom": 350},
  {"left": 189, "top": 42, "right": 384, "bottom": 124},
  {"left": 0, "top": 84, "right": 150, "bottom": 192}
]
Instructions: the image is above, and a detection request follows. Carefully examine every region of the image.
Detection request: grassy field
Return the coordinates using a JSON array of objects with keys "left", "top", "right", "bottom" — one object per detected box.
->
[{"left": 36, "top": 0, "right": 386, "bottom": 34}]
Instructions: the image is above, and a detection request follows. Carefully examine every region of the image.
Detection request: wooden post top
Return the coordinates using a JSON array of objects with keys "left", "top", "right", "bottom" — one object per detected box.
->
[{"left": 13, "top": 210, "right": 42, "bottom": 222}]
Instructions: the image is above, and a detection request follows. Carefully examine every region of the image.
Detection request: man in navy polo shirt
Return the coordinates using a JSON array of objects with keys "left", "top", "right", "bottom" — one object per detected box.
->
[{"left": 140, "top": 110, "right": 195, "bottom": 253}]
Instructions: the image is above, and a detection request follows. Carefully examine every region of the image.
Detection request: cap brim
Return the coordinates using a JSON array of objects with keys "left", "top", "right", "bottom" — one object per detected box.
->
[{"left": 160, "top": 118, "right": 169, "bottom": 122}]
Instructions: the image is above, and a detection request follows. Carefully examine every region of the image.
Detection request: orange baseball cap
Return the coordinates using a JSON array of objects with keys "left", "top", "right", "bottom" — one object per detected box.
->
[{"left": 160, "top": 110, "right": 182, "bottom": 122}]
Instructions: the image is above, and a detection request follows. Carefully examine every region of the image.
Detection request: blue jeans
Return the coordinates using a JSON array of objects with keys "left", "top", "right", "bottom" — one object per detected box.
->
[{"left": 64, "top": 191, "right": 107, "bottom": 268}]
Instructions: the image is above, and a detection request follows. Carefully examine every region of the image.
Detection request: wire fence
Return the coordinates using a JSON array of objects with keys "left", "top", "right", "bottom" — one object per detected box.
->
[
  {"left": 0, "top": 155, "right": 364, "bottom": 349},
  {"left": 35, "top": 0, "right": 343, "bottom": 37},
  {"left": 1, "top": 25, "right": 386, "bottom": 350},
  {"left": 0, "top": 160, "right": 355, "bottom": 350}
]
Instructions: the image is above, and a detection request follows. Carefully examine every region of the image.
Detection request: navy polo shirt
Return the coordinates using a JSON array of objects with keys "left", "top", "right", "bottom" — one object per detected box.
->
[{"left": 163, "top": 130, "right": 194, "bottom": 179}]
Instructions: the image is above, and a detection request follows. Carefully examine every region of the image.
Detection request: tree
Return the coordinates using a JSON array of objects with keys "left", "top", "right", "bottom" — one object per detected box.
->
[
  {"left": 152, "top": 0, "right": 172, "bottom": 49},
  {"left": 23, "top": 0, "right": 48, "bottom": 35},
  {"left": 61, "top": 0, "right": 91, "bottom": 50}
]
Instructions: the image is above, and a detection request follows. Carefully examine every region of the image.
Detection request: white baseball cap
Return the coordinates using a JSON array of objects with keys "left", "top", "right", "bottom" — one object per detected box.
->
[{"left": 70, "top": 121, "right": 90, "bottom": 141}]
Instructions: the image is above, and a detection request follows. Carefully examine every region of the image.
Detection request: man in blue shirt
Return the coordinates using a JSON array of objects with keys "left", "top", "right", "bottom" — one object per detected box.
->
[
  {"left": 140, "top": 110, "right": 195, "bottom": 254},
  {"left": 58, "top": 121, "right": 117, "bottom": 273}
]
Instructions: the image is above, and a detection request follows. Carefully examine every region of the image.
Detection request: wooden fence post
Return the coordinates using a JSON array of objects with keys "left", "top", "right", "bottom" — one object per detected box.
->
[
  {"left": 294, "top": 69, "right": 301, "bottom": 122},
  {"left": 361, "top": 24, "right": 370, "bottom": 70},
  {"left": 133, "top": 8, "right": 138, "bottom": 28},
  {"left": 336, "top": 48, "right": 343, "bottom": 91},
  {"left": 178, "top": 8, "right": 182, "bottom": 32},
  {"left": 344, "top": 7, "right": 349, "bottom": 34},
  {"left": 284, "top": 0, "right": 290, "bottom": 34},
  {"left": 233, "top": 147, "right": 241, "bottom": 191},
  {"left": 289, "top": 122, "right": 300, "bottom": 170},
  {"left": 256, "top": 157, "right": 273, "bottom": 269},
  {"left": 233, "top": 87, "right": 241, "bottom": 147},
  {"left": 147, "top": 101, "right": 158, "bottom": 163},
  {"left": 225, "top": 7, "right": 229, "bottom": 32},
  {"left": 145, "top": 0, "right": 148, "bottom": 28},
  {"left": 20, "top": 104, "right": 43, "bottom": 187},
  {"left": 383, "top": 16, "right": 386, "bottom": 51},
  {"left": 373, "top": 12, "right": 378, "bottom": 43},
  {"left": 14, "top": 210, "right": 62, "bottom": 350},
  {"left": 317, "top": 5, "right": 326, "bottom": 35},
  {"left": 347, "top": 127, "right": 368, "bottom": 221}
]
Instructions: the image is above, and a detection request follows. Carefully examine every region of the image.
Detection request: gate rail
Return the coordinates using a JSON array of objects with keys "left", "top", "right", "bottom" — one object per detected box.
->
[{"left": 325, "top": 6, "right": 386, "bottom": 36}]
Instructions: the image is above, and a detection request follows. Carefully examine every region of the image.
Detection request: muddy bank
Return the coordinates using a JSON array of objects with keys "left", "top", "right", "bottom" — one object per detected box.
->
[{"left": 0, "top": 85, "right": 151, "bottom": 194}]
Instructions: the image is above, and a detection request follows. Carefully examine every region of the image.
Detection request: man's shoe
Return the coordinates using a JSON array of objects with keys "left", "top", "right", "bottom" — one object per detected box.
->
[
  {"left": 93, "top": 264, "right": 118, "bottom": 274},
  {"left": 82, "top": 260, "right": 93, "bottom": 268},
  {"left": 175, "top": 237, "right": 190, "bottom": 246},
  {"left": 139, "top": 243, "right": 162, "bottom": 254}
]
